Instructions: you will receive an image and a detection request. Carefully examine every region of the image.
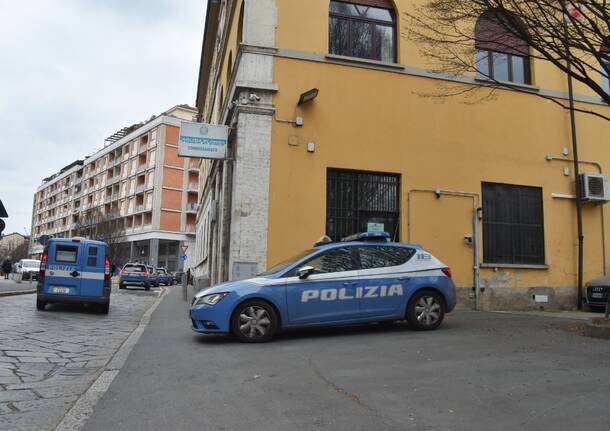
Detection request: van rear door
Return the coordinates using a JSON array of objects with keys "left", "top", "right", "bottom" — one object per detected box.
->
[
  {"left": 80, "top": 244, "right": 105, "bottom": 297},
  {"left": 47, "top": 242, "right": 82, "bottom": 296}
]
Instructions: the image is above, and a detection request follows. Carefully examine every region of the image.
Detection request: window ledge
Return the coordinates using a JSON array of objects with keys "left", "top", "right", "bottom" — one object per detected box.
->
[
  {"left": 474, "top": 77, "right": 540, "bottom": 93},
  {"left": 325, "top": 54, "right": 405, "bottom": 70},
  {"left": 480, "top": 263, "right": 549, "bottom": 270}
]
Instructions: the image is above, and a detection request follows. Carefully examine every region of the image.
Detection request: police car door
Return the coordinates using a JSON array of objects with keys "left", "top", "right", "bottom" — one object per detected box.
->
[
  {"left": 356, "top": 246, "right": 416, "bottom": 319},
  {"left": 285, "top": 247, "right": 360, "bottom": 325},
  {"left": 47, "top": 242, "right": 82, "bottom": 296}
]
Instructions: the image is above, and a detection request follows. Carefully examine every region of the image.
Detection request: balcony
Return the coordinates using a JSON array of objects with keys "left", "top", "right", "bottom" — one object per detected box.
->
[
  {"left": 185, "top": 225, "right": 196, "bottom": 233},
  {"left": 136, "top": 165, "right": 146, "bottom": 174},
  {"left": 107, "top": 176, "right": 120, "bottom": 186},
  {"left": 136, "top": 184, "right": 146, "bottom": 193},
  {"left": 138, "top": 144, "right": 148, "bottom": 154},
  {"left": 187, "top": 183, "right": 198, "bottom": 192},
  {"left": 186, "top": 203, "right": 198, "bottom": 213},
  {"left": 188, "top": 160, "right": 200, "bottom": 172}
]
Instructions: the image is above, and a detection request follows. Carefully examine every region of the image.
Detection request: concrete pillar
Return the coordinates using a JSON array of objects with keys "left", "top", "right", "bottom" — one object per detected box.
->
[
  {"left": 129, "top": 241, "right": 134, "bottom": 262},
  {"left": 150, "top": 238, "right": 159, "bottom": 267}
]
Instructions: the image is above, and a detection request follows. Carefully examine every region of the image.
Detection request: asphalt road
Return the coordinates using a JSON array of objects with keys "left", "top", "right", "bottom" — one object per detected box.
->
[{"left": 81, "top": 288, "right": 610, "bottom": 431}]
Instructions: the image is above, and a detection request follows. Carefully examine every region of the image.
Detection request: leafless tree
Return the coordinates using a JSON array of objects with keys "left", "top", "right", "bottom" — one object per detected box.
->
[
  {"left": 404, "top": 0, "right": 610, "bottom": 121},
  {"left": 10, "top": 238, "right": 31, "bottom": 262},
  {"left": 73, "top": 209, "right": 129, "bottom": 266}
]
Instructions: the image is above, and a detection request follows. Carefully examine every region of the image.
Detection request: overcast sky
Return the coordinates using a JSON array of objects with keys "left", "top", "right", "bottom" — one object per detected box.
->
[{"left": 0, "top": 0, "right": 206, "bottom": 237}]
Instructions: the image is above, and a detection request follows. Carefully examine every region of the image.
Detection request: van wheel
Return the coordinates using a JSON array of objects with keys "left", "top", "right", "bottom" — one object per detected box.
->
[
  {"left": 231, "top": 300, "right": 278, "bottom": 343},
  {"left": 36, "top": 299, "right": 46, "bottom": 311},
  {"left": 406, "top": 290, "right": 445, "bottom": 331},
  {"left": 99, "top": 302, "right": 109, "bottom": 314}
]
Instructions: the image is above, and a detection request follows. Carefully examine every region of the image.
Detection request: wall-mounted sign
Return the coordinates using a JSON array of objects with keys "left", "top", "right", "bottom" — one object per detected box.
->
[
  {"left": 178, "top": 121, "right": 228, "bottom": 159},
  {"left": 367, "top": 222, "right": 385, "bottom": 233}
]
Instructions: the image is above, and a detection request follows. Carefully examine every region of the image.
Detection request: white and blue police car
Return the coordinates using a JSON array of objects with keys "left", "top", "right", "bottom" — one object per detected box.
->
[{"left": 190, "top": 232, "right": 456, "bottom": 342}]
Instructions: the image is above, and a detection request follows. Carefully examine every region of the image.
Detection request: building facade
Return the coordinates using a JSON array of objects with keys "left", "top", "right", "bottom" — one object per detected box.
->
[
  {"left": 192, "top": 0, "right": 610, "bottom": 310},
  {"left": 30, "top": 105, "right": 200, "bottom": 272},
  {"left": 0, "top": 233, "right": 28, "bottom": 261}
]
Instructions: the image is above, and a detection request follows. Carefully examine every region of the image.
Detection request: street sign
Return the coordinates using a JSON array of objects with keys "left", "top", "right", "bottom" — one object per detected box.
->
[
  {"left": 181, "top": 244, "right": 189, "bottom": 253},
  {"left": 178, "top": 121, "right": 228, "bottom": 159},
  {"left": 0, "top": 200, "right": 7, "bottom": 218},
  {"left": 180, "top": 254, "right": 187, "bottom": 261}
]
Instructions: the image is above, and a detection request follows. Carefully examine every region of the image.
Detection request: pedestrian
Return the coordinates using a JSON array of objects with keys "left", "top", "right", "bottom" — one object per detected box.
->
[{"left": 2, "top": 258, "right": 12, "bottom": 279}]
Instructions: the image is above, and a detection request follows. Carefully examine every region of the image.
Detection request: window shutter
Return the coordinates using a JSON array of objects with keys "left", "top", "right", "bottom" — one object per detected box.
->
[{"left": 475, "top": 11, "right": 529, "bottom": 56}]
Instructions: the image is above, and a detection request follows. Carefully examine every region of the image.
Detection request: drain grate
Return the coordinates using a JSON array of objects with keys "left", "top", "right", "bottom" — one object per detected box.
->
[{"left": 56, "top": 367, "right": 90, "bottom": 377}]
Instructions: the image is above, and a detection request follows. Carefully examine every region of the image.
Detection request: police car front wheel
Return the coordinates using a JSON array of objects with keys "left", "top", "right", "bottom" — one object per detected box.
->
[
  {"left": 406, "top": 290, "right": 445, "bottom": 331},
  {"left": 231, "top": 300, "right": 278, "bottom": 343}
]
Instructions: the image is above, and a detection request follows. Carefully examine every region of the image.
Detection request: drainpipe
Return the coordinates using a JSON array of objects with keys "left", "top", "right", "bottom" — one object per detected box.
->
[
  {"left": 407, "top": 189, "right": 481, "bottom": 310},
  {"left": 546, "top": 155, "right": 606, "bottom": 276}
]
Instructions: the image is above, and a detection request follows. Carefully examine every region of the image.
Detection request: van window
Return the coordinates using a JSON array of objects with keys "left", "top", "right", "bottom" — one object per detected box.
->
[
  {"left": 87, "top": 247, "right": 98, "bottom": 266},
  {"left": 55, "top": 245, "right": 78, "bottom": 263}
]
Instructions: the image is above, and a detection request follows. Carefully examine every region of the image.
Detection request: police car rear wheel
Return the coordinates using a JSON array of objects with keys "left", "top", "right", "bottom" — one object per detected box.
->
[
  {"left": 231, "top": 300, "right": 278, "bottom": 343},
  {"left": 406, "top": 290, "right": 444, "bottom": 331},
  {"left": 36, "top": 299, "right": 46, "bottom": 311}
]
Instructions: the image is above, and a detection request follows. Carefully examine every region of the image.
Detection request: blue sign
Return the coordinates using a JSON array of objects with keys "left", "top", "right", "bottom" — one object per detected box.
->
[{"left": 180, "top": 254, "right": 187, "bottom": 261}]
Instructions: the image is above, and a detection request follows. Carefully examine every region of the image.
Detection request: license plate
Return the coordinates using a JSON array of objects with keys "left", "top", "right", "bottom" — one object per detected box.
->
[
  {"left": 592, "top": 293, "right": 604, "bottom": 299},
  {"left": 52, "top": 287, "right": 70, "bottom": 294}
]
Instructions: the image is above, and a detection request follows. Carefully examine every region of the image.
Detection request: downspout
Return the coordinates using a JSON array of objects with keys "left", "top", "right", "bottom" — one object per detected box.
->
[
  {"left": 546, "top": 155, "right": 606, "bottom": 276},
  {"left": 407, "top": 189, "right": 481, "bottom": 310}
]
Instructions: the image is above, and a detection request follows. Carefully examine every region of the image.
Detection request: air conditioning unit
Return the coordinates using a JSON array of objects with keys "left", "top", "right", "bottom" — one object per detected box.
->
[{"left": 579, "top": 173, "right": 610, "bottom": 203}]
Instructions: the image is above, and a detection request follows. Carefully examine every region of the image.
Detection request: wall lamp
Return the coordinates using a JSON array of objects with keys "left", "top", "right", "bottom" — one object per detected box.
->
[{"left": 297, "top": 88, "right": 319, "bottom": 106}]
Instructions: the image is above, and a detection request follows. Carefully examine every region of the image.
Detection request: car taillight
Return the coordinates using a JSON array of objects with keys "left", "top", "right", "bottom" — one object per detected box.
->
[
  {"left": 39, "top": 251, "right": 48, "bottom": 282},
  {"left": 104, "top": 255, "right": 110, "bottom": 284},
  {"left": 441, "top": 267, "right": 452, "bottom": 278}
]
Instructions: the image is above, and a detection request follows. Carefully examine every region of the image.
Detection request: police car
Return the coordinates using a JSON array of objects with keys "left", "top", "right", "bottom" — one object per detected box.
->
[{"left": 190, "top": 232, "right": 456, "bottom": 342}]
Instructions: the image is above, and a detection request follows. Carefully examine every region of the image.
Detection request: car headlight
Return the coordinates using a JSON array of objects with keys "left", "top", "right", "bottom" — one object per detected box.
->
[{"left": 195, "top": 292, "right": 229, "bottom": 306}]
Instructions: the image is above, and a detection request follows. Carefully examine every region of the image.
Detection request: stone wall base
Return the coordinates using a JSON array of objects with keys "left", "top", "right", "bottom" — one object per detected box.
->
[{"left": 456, "top": 286, "right": 579, "bottom": 311}]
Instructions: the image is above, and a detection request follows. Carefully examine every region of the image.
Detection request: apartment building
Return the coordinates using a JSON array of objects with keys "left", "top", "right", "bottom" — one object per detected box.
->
[
  {"left": 30, "top": 105, "right": 200, "bottom": 271},
  {"left": 191, "top": 1, "right": 610, "bottom": 311}
]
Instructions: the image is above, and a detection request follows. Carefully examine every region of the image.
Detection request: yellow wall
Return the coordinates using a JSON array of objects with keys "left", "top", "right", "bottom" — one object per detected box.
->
[
  {"left": 274, "top": 0, "right": 607, "bottom": 98},
  {"left": 267, "top": 56, "right": 610, "bottom": 291}
]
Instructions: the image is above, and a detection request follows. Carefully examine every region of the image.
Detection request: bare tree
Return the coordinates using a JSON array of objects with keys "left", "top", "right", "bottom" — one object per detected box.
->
[
  {"left": 11, "top": 238, "right": 31, "bottom": 262},
  {"left": 73, "top": 209, "right": 129, "bottom": 266},
  {"left": 404, "top": 0, "right": 610, "bottom": 121}
]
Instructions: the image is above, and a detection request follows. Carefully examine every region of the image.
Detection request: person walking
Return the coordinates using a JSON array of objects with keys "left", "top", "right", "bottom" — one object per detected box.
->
[{"left": 2, "top": 258, "right": 12, "bottom": 279}]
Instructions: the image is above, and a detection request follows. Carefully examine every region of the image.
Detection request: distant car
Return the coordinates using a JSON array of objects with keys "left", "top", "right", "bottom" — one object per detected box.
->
[
  {"left": 156, "top": 268, "right": 172, "bottom": 286},
  {"left": 119, "top": 263, "right": 150, "bottom": 290},
  {"left": 585, "top": 276, "right": 610, "bottom": 310},
  {"left": 173, "top": 271, "right": 184, "bottom": 284},
  {"left": 190, "top": 232, "right": 456, "bottom": 342},
  {"left": 37, "top": 238, "right": 111, "bottom": 313},
  {"left": 16, "top": 259, "right": 41, "bottom": 281},
  {"left": 147, "top": 265, "right": 159, "bottom": 287}
]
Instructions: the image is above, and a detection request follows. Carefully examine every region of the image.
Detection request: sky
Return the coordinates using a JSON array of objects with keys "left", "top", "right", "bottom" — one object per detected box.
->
[{"left": 0, "top": 0, "right": 206, "bottom": 237}]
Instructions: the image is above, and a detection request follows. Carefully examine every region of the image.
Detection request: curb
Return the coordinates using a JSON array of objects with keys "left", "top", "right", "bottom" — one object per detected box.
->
[
  {"left": 53, "top": 286, "right": 169, "bottom": 431},
  {"left": 0, "top": 288, "right": 36, "bottom": 297}
]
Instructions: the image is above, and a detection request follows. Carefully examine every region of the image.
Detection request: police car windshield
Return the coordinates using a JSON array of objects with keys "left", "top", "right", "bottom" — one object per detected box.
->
[{"left": 258, "top": 249, "right": 316, "bottom": 276}]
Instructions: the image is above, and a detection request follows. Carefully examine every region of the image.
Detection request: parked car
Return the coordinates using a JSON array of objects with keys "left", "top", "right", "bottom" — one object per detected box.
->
[
  {"left": 156, "top": 267, "right": 172, "bottom": 286},
  {"left": 584, "top": 276, "right": 610, "bottom": 310},
  {"left": 37, "top": 238, "right": 111, "bottom": 313},
  {"left": 190, "top": 232, "right": 456, "bottom": 342},
  {"left": 16, "top": 259, "right": 41, "bottom": 280},
  {"left": 173, "top": 271, "right": 184, "bottom": 284},
  {"left": 119, "top": 263, "right": 150, "bottom": 290},
  {"left": 147, "top": 265, "right": 159, "bottom": 287}
]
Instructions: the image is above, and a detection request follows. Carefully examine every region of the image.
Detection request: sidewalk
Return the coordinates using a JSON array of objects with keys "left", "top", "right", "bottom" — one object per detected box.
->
[{"left": 0, "top": 278, "right": 36, "bottom": 296}]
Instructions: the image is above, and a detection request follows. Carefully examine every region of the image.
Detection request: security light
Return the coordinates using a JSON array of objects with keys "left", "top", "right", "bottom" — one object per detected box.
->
[{"left": 297, "top": 88, "right": 319, "bottom": 105}]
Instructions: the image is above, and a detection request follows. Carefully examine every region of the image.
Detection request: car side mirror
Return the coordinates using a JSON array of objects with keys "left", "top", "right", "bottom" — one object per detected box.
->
[{"left": 297, "top": 266, "right": 315, "bottom": 280}]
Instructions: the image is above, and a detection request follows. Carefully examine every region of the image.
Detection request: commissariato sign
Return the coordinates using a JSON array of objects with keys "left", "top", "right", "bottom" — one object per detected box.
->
[{"left": 178, "top": 121, "right": 229, "bottom": 159}]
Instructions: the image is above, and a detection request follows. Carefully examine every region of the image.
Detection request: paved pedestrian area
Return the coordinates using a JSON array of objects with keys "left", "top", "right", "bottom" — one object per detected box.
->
[
  {"left": 0, "top": 279, "right": 36, "bottom": 295},
  {"left": 0, "top": 287, "right": 161, "bottom": 431}
]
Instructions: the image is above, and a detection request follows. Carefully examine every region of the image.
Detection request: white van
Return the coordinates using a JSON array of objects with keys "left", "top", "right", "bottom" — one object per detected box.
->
[{"left": 16, "top": 259, "right": 41, "bottom": 281}]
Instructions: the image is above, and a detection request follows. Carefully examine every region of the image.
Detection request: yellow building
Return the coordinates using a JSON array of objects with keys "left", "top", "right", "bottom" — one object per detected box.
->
[{"left": 192, "top": 0, "right": 610, "bottom": 311}]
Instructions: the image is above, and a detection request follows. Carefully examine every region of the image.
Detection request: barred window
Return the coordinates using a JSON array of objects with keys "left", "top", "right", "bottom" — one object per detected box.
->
[
  {"left": 482, "top": 182, "right": 544, "bottom": 265},
  {"left": 327, "top": 169, "right": 400, "bottom": 241}
]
